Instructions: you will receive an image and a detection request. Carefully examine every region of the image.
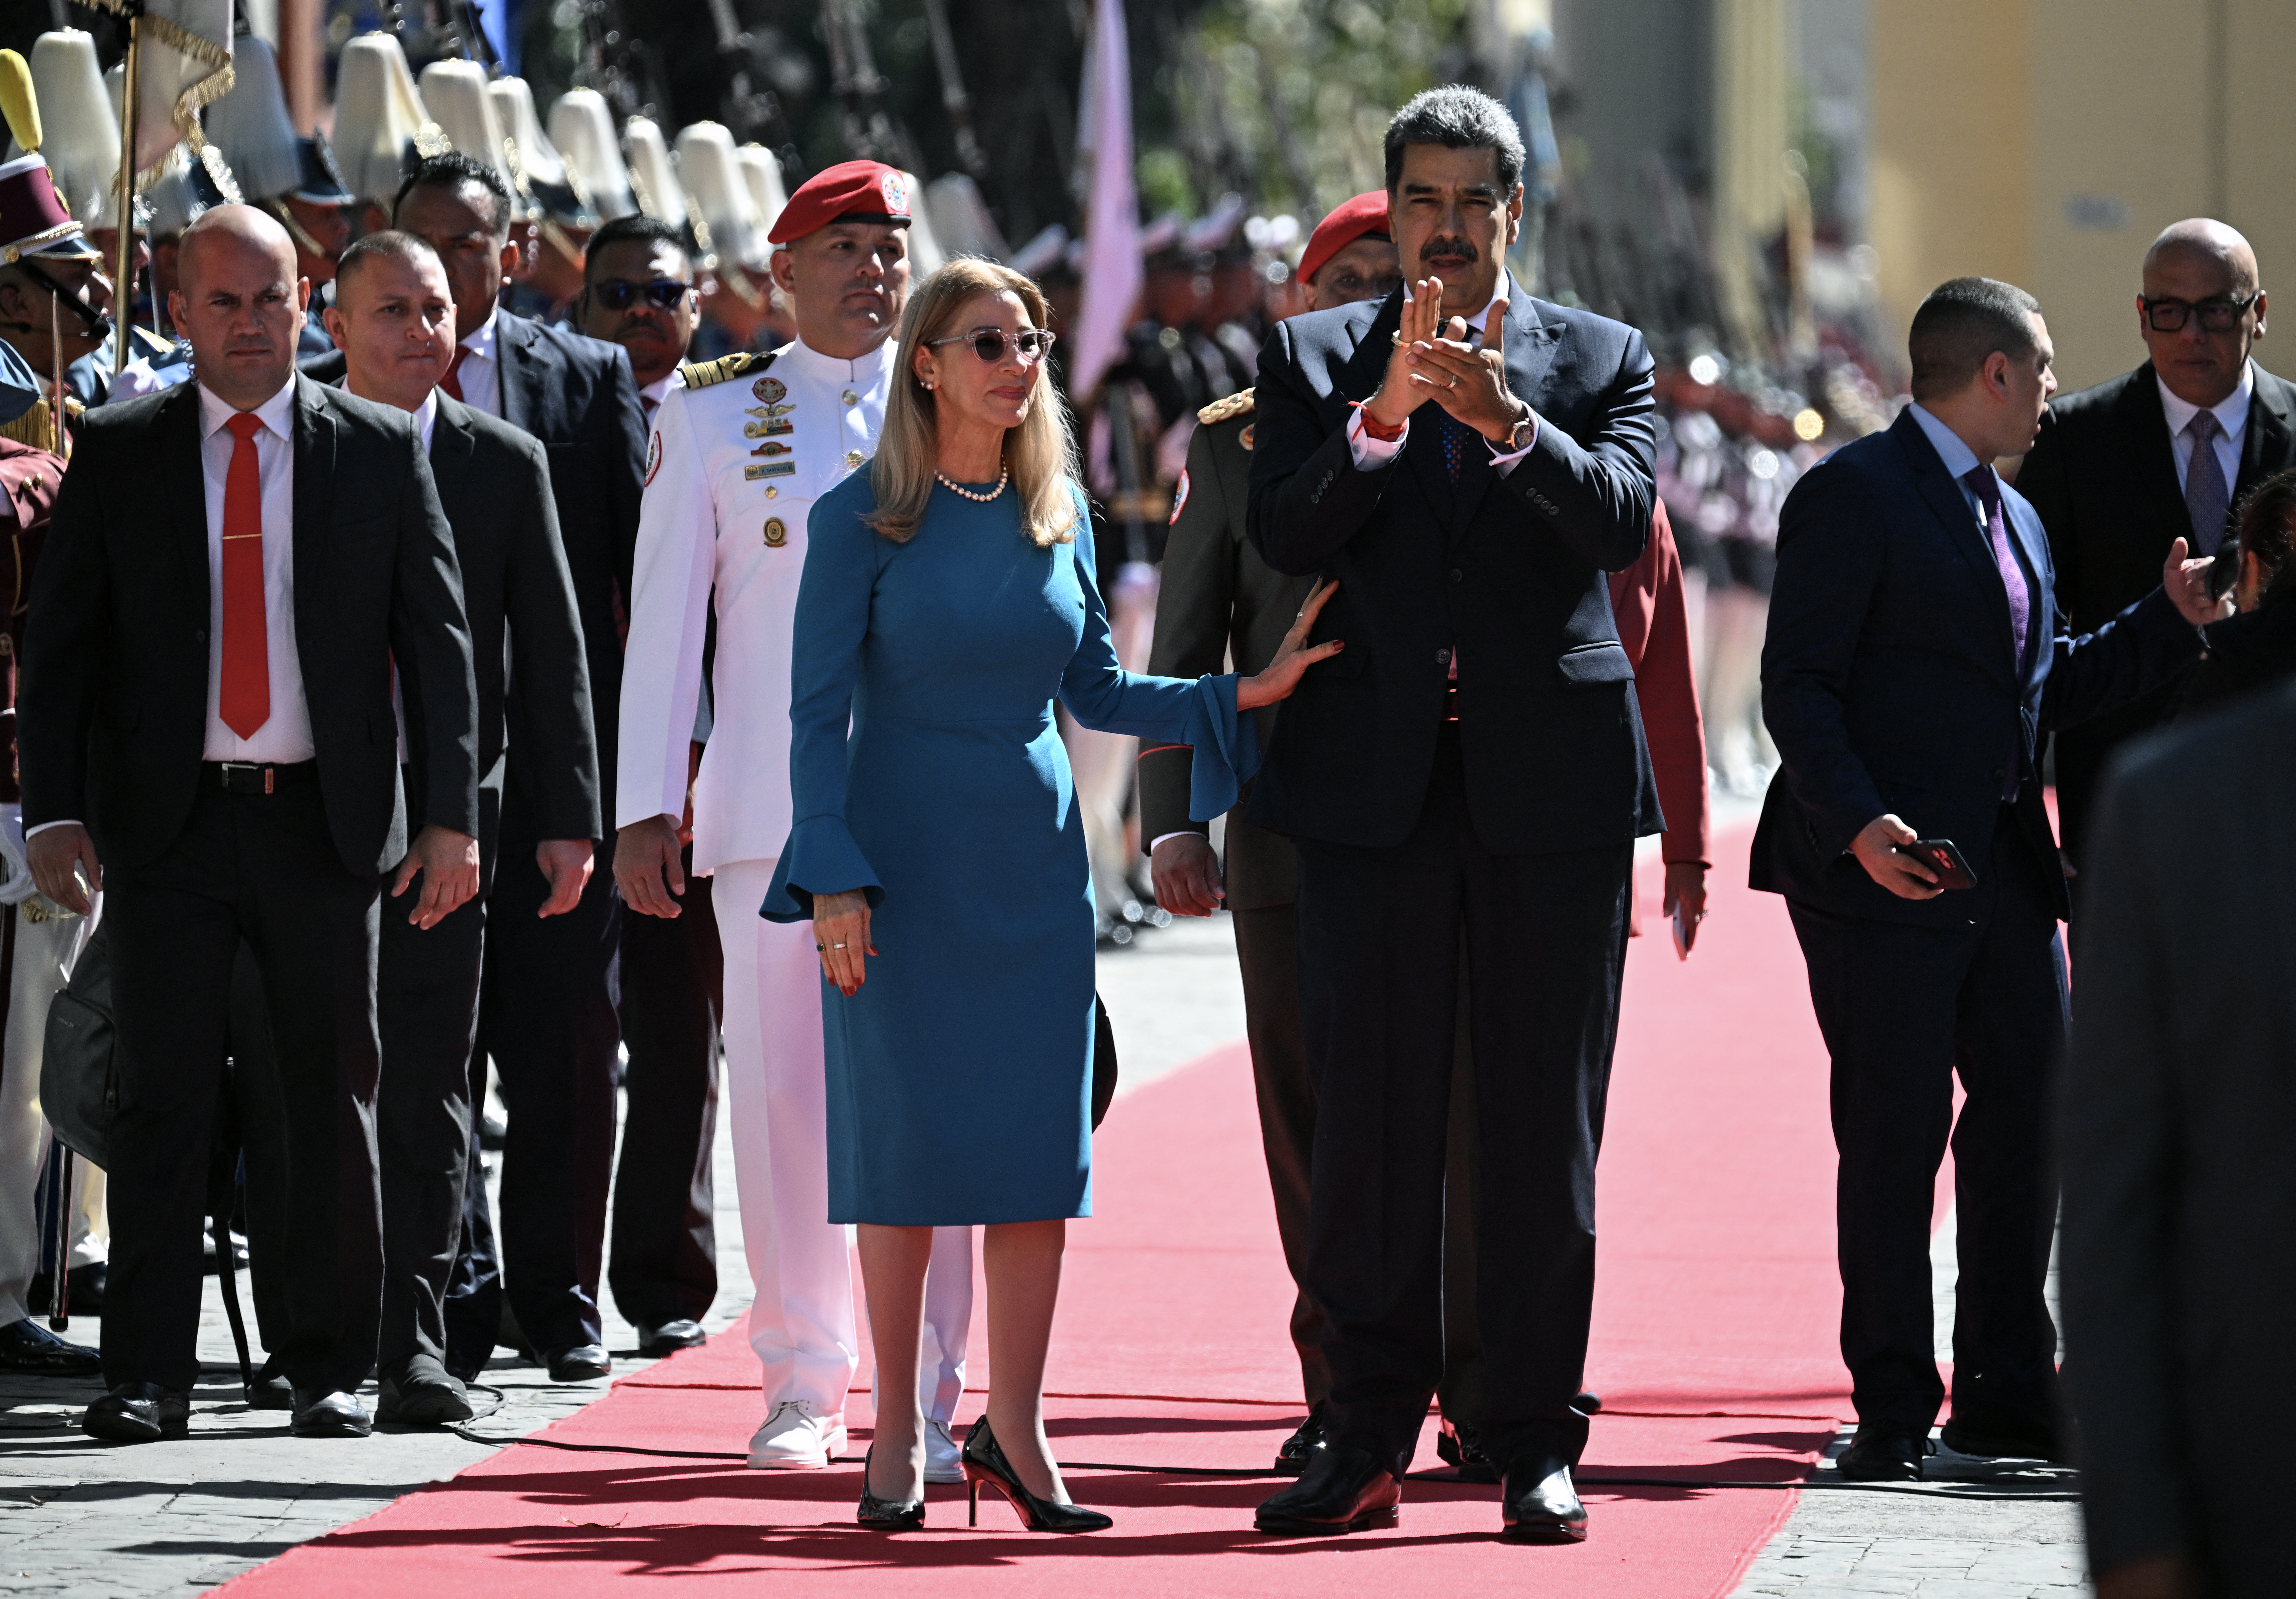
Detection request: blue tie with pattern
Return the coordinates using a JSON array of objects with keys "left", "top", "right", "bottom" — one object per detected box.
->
[{"left": 2184, "top": 409, "right": 2229, "bottom": 555}]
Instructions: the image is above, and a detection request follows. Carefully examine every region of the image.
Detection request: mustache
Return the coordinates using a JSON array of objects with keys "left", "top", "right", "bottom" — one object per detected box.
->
[{"left": 1419, "top": 235, "right": 1481, "bottom": 263}]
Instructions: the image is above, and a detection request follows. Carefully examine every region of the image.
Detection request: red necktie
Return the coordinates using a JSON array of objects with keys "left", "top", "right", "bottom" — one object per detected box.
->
[
  {"left": 219, "top": 412, "right": 270, "bottom": 739},
  {"left": 441, "top": 346, "right": 469, "bottom": 402}
]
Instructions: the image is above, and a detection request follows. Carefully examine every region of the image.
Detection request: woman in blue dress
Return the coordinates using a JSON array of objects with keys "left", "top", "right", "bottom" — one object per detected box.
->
[{"left": 763, "top": 259, "right": 1337, "bottom": 1532}]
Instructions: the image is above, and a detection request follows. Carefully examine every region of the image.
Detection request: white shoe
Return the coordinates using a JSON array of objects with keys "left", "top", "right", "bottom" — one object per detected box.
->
[
  {"left": 747, "top": 1400, "right": 847, "bottom": 1470},
  {"left": 923, "top": 1418, "right": 965, "bottom": 1485}
]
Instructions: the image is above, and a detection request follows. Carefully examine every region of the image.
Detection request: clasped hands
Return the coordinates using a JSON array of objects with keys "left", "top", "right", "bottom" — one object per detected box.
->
[{"left": 1363, "top": 275, "right": 1531, "bottom": 444}]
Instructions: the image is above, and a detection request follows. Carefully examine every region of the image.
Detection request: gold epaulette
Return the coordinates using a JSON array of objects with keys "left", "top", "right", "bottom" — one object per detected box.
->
[
  {"left": 679, "top": 349, "right": 776, "bottom": 390},
  {"left": 0, "top": 395, "right": 79, "bottom": 456},
  {"left": 1196, "top": 387, "right": 1255, "bottom": 427}
]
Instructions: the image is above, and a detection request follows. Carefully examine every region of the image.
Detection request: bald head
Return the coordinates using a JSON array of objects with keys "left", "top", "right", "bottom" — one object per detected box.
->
[
  {"left": 2144, "top": 218, "right": 2259, "bottom": 296},
  {"left": 170, "top": 203, "right": 310, "bottom": 409},
  {"left": 2139, "top": 217, "right": 2267, "bottom": 411}
]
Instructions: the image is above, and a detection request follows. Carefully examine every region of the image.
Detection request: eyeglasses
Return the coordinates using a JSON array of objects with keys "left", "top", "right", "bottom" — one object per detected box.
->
[
  {"left": 591, "top": 278, "right": 692, "bottom": 312},
  {"left": 926, "top": 327, "right": 1058, "bottom": 363},
  {"left": 2141, "top": 291, "right": 2260, "bottom": 333}
]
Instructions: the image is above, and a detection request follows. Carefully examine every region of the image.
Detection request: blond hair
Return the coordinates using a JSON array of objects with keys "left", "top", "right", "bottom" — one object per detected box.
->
[{"left": 865, "top": 258, "right": 1080, "bottom": 547}]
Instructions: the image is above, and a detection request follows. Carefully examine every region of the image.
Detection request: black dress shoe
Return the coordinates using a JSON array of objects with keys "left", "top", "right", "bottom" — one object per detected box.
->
[
  {"left": 1436, "top": 1415, "right": 1499, "bottom": 1483},
  {"left": 1940, "top": 1415, "right": 2063, "bottom": 1462},
  {"left": 1572, "top": 1390, "right": 1603, "bottom": 1415},
  {"left": 635, "top": 1320, "right": 706, "bottom": 1357},
  {"left": 546, "top": 1342, "right": 612, "bottom": 1382},
  {"left": 1836, "top": 1426, "right": 1928, "bottom": 1481},
  {"left": 245, "top": 1357, "right": 295, "bottom": 1411},
  {"left": 1272, "top": 1402, "right": 1326, "bottom": 1474},
  {"left": 857, "top": 1445, "right": 927, "bottom": 1530},
  {"left": 290, "top": 1388, "right": 373, "bottom": 1438},
  {"left": 1501, "top": 1450, "right": 1587, "bottom": 1543},
  {"left": 376, "top": 1357, "right": 476, "bottom": 1425},
  {"left": 82, "top": 1381, "right": 189, "bottom": 1443},
  {"left": 960, "top": 1415, "right": 1113, "bottom": 1532},
  {"left": 0, "top": 1317, "right": 103, "bottom": 1375},
  {"left": 1255, "top": 1441, "right": 1401, "bottom": 1535}
]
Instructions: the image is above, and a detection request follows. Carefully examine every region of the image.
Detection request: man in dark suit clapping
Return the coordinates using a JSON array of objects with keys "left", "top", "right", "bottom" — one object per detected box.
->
[
  {"left": 308, "top": 153, "right": 646, "bottom": 1380},
  {"left": 1754, "top": 277, "right": 2225, "bottom": 1483},
  {"left": 1245, "top": 87, "right": 1660, "bottom": 1544},
  {"left": 20, "top": 205, "right": 481, "bottom": 1442},
  {"left": 2017, "top": 219, "right": 2295, "bottom": 870},
  {"left": 317, "top": 230, "right": 599, "bottom": 1423}
]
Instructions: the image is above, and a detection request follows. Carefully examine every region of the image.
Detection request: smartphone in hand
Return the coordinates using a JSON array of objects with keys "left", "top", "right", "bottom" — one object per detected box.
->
[{"left": 1894, "top": 838, "right": 1977, "bottom": 892}]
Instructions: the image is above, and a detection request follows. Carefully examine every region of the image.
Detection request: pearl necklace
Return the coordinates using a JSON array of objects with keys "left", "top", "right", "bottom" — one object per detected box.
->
[{"left": 935, "top": 464, "right": 1010, "bottom": 503}]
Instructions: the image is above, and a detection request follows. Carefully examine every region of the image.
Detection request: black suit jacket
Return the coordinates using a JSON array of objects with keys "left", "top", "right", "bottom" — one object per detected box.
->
[
  {"left": 410, "top": 394, "right": 599, "bottom": 840},
  {"left": 306, "top": 310, "right": 644, "bottom": 788},
  {"left": 1244, "top": 281, "right": 1661, "bottom": 852},
  {"left": 2016, "top": 359, "right": 2296, "bottom": 858},
  {"left": 2060, "top": 681, "right": 2296, "bottom": 1591},
  {"left": 19, "top": 376, "right": 479, "bottom": 875},
  {"left": 1139, "top": 397, "right": 1315, "bottom": 909},
  {"left": 1752, "top": 408, "right": 2202, "bottom": 926}
]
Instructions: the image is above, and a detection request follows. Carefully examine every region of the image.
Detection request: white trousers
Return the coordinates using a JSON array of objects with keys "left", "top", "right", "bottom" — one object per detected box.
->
[
  {"left": 712, "top": 859, "right": 971, "bottom": 1422},
  {"left": 0, "top": 899, "right": 102, "bottom": 1323}
]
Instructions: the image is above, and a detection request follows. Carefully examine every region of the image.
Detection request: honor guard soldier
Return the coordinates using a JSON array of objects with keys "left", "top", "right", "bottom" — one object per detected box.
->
[
  {"left": 1140, "top": 191, "right": 1395, "bottom": 1473},
  {"left": 616, "top": 160, "right": 974, "bottom": 1478}
]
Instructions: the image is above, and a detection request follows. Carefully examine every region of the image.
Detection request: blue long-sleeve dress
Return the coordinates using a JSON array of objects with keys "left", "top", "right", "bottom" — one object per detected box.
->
[{"left": 763, "top": 473, "right": 1255, "bottom": 1225}]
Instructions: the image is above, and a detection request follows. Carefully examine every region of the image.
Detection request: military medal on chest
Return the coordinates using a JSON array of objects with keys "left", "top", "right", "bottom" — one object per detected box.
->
[
  {"left": 763, "top": 516, "right": 787, "bottom": 547},
  {"left": 743, "top": 372, "right": 795, "bottom": 476}
]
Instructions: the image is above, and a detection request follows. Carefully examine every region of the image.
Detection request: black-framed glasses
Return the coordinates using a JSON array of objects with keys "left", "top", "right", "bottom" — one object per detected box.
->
[
  {"left": 927, "top": 327, "right": 1057, "bottom": 363},
  {"left": 2142, "top": 291, "right": 2260, "bottom": 333},
  {"left": 592, "top": 278, "right": 692, "bottom": 312}
]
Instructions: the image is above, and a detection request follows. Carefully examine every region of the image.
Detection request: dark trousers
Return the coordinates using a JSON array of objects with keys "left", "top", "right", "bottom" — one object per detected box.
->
[
  {"left": 103, "top": 776, "right": 383, "bottom": 1396},
  {"left": 1788, "top": 806, "right": 2066, "bottom": 1434},
  {"left": 1294, "top": 726, "right": 1632, "bottom": 1473},
  {"left": 373, "top": 779, "right": 498, "bottom": 1374},
  {"left": 1230, "top": 902, "right": 1331, "bottom": 1408},
  {"left": 448, "top": 785, "right": 621, "bottom": 1356},
  {"left": 608, "top": 852, "right": 723, "bottom": 1327}
]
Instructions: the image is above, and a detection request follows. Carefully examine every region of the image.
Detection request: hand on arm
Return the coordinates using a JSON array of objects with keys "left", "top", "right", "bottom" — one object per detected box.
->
[
  {"left": 535, "top": 839, "right": 595, "bottom": 917},
  {"left": 391, "top": 824, "right": 482, "bottom": 928},
  {"left": 2162, "top": 536, "right": 2232, "bottom": 626},
  {"left": 1235, "top": 579, "right": 1344, "bottom": 710},
  {"left": 1850, "top": 814, "right": 1942, "bottom": 900},
  {"left": 1151, "top": 833, "right": 1224, "bottom": 917},
  {"left": 27, "top": 824, "right": 100, "bottom": 916},
  {"left": 812, "top": 889, "right": 877, "bottom": 996},
  {"left": 613, "top": 813, "right": 686, "bottom": 917}
]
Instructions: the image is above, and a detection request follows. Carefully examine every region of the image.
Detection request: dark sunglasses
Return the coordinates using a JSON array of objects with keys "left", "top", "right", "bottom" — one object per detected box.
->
[
  {"left": 2141, "top": 292, "right": 2259, "bottom": 333},
  {"left": 592, "top": 278, "right": 692, "bottom": 312},
  {"left": 926, "top": 327, "right": 1057, "bottom": 363}
]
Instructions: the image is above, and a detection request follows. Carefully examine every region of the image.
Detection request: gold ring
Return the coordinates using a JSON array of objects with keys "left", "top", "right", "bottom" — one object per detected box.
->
[{"left": 833, "top": 942, "right": 848, "bottom": 949}]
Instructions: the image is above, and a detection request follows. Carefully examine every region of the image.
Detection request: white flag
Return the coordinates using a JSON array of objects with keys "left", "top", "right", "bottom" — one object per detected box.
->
[
  {"left": 1068, "top": 0, "right": 1138, "bottom": 403},
  {"left": 85, "top": 0, "right": 233, "bottom": 187}
]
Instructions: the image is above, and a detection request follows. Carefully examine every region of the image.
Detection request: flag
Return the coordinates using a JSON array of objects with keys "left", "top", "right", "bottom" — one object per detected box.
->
[
  {"left": 83, "top": 0, "right": 233, "bottom": 188},
  {"left": 1068, "top": 0, "right": 1138, "bottom": 403}
]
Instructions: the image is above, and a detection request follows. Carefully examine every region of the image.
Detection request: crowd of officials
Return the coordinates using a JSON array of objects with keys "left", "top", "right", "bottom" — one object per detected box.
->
[{"left": 0, "top": 39, "right": 2278, "bottom": 1589}]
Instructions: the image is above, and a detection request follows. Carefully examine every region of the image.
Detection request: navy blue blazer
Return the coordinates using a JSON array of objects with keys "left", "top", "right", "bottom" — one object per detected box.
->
[
  {"left": 1243, "top": 280, "right": 1661, "bottom": 852},
  {"left": 1752, "top": 407, "right": 2203, "bottom": 925}
]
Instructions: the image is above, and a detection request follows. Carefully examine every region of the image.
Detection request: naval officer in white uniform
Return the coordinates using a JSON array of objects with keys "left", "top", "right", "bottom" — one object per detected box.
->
[{"left": 615, "top": 162, "right": 974, "bottom": 1475}]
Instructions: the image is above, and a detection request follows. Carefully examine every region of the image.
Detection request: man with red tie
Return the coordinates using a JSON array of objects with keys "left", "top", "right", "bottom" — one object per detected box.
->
[{"left": 20, "top": 205, "right": 482, "bottom": 1443}]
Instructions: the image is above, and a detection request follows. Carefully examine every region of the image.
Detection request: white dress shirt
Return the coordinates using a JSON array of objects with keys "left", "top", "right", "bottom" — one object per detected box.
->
[
  {"left": 452, "top": 308, "right": 502, "bottom": 418},
  {"left": 199, "top": 378, "right": 315, "bottom": 764},
  {"left": 641, "top": 373, "right": 677, "bottom": 417},
  {"left": 2156, "top": 359, "right": 2250, "bottom": 493},
  {"left": 1345, "top": 272, "right": 1539, "bottom": 471}
]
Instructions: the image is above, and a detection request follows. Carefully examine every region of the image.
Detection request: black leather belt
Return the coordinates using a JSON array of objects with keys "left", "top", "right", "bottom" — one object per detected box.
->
[
  {"left": 204, "top": 760, "right": 316, "bottom": 794},
  {"left": 1444, "top": 683, "right": 1461, "bottom": 722}
]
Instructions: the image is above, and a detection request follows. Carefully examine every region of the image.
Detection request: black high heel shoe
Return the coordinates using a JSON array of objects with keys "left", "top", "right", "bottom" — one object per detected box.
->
[
  {"left": 856, "top": 1446, "right": 927, "bottom": 1530},
  {"left": 961, "top": 1416, "right": 1113, "bottom": 1532}
]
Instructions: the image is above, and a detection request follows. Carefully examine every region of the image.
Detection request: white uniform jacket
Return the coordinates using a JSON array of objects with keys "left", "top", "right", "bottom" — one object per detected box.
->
[{"left": 617, "top": 337, "right": 896, "bottom": 873}]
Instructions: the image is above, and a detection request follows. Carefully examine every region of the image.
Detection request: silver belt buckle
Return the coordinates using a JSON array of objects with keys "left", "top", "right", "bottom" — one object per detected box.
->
[{"left": 220, "top": 761, "right": 274, "bottom": 794}]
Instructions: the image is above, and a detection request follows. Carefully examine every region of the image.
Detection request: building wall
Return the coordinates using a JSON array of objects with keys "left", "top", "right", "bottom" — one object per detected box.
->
[{"left": 1869, "top": 0, "right": 2296, "bottom": 395}]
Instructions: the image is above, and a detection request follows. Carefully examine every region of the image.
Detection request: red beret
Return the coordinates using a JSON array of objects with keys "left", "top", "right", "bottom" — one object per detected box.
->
[
  {"left": 767, "top": 160, "right": 912, "bottom": 245},
  {"left": 1296, "top": 191, "right": 1392, "bottom": 289}
]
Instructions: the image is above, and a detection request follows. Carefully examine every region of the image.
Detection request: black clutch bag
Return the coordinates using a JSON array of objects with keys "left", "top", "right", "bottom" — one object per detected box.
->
[
  {"left": 41, "top": 919, "right": 117, "bottom": 1169},
  {"left": 1091, "top": 992, "right": 1118, "bottom": 1130}
]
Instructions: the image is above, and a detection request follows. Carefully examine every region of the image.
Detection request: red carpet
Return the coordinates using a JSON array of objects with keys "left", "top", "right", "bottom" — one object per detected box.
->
[{"left": 224, "top": 826, "right": 1850, "bottom": 1597}]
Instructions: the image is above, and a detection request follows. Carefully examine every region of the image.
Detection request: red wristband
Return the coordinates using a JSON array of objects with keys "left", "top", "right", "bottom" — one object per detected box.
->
[{"left": 1349, "top": 400, "right": 1406, "bottom": 443}]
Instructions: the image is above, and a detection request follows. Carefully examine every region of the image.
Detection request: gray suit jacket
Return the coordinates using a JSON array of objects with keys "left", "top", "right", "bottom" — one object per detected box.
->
[{"left": 2060, "top": 679, "right": 2296, "bottom": 1592}]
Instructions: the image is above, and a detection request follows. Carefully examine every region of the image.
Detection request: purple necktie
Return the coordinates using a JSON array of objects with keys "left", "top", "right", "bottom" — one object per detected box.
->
[
  {"left": 1963, "top": 465, "right": 2030, "bottom": 800},
  {"left": 2184, "top": 409, "right": 2230, "bottom": 554}
]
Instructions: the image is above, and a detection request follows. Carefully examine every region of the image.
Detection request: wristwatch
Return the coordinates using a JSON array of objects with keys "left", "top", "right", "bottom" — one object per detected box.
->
[{"left": 1497, "top": 399, "right": 1535, "bottom": 452}]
